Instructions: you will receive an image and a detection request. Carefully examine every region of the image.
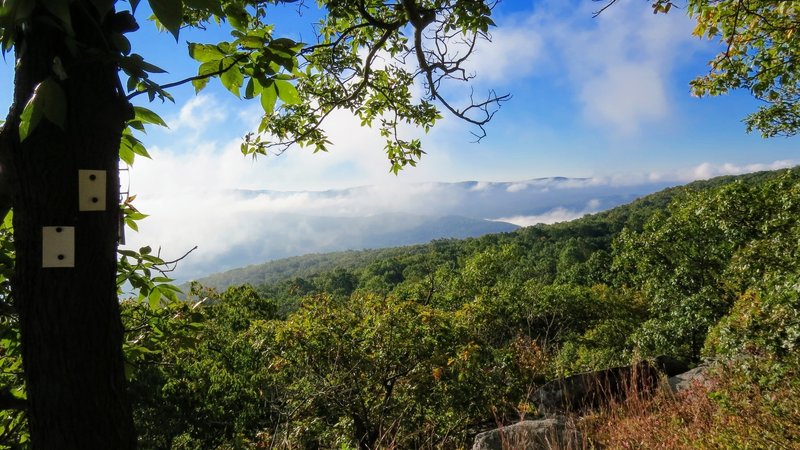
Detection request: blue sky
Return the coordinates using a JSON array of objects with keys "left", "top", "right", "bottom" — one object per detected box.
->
[{"left": 1, "top": 0, "right": 798, "bottom": 278}]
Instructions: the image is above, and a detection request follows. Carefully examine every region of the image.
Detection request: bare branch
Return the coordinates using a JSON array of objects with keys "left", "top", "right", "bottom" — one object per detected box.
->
[
  {"left": 407, "top": 2, "right": 510, "bottom": 140},
  {"left": 592, "top": 0, "right": 621, "bottom": 18},
  {"left": 301, "top": 22, "right": 373, "bottom": 54},
  {"left": 153, "top": 245, "right": 199, "bottom": 275}
]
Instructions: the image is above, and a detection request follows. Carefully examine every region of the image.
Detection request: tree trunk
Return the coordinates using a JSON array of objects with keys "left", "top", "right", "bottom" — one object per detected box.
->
[{"left": 5, "top": 3, "right": 136, "bottom": 449}]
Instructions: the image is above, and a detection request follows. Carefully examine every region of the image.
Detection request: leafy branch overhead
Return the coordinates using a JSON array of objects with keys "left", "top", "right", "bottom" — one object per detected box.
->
[
  {"left": 175, "top": 0, "right": 510, "bottom": 173},
  {"left": 644, "top": 0, "right": 800, "bottom": 138},
  {"left": 685, "top": 0, "right": 800, "bottom": 138},
  {"left": 1, "top": 0, "right": 509, "bottom": 173}
]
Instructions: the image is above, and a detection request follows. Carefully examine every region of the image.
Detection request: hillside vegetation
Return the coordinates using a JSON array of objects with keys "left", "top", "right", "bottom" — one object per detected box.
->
[
  {"left": 3, "top": 169, "right": 800, "bottom": 448},
  {"left": 193, "top": 172, "right": 749, "bottom": 292}
]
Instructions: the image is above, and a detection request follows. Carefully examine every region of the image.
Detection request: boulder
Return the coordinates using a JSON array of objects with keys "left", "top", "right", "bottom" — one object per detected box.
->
[
  {"left": 669, "top": 364, "right": 710, "bottom": 393},
  {"left": 472, "top": 417, "right": 580, "bottom": 450},
  {"left": 532, "top": 357, "right": 684, "bottom": 415},
  {"left": 652, "top": 355, "right": 690, "bottom": 377}
]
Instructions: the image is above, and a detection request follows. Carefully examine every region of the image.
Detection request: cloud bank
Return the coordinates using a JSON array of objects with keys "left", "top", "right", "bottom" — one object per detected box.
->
[{"left": 126, "top": 126, "right": 794, "bottom": 281}]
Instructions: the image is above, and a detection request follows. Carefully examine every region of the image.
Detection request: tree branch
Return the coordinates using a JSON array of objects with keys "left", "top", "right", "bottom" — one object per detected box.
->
[
  {"left": 125, "top": 54, "right": 250, "bottom": 100},
  {"left": 592, "top": 0, "right": 621, "bottom": 18},
  {"left": 153, "top": 245, "right": 198, "bottom": 275},
  {"left": 407, "top": 3, "right": 510, "bottom": 140}
]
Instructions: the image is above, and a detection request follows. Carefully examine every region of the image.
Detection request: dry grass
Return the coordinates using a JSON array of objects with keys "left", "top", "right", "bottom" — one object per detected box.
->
[{"left": 578, "top": 361, "right": 800, "bottom": 450}]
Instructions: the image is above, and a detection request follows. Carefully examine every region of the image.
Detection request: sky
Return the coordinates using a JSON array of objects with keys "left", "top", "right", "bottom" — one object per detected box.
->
[{"left": 1, "top": 0, "right": 798, "bottom": 278}]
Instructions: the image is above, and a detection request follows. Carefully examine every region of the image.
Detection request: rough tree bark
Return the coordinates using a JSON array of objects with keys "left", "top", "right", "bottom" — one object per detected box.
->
[{"left": 1, "top": 3, "right": 136, "bottom": 448}]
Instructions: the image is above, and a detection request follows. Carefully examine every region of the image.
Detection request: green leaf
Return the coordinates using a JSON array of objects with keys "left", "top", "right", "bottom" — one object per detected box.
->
[
  {"left": 240, "top": 36, "right": 266, "bottom": 50},
  {"left": 139, "top": 60, "right": 167, "bottom": 74},
  {"left": 110, "top": 33, "right": 131, "bottom": 55},
  {"left": 197, "top": 60, "right": 218, "bottom": 76},
  {"left": 192, "top": 77, "right": 210, "bottom": 94},
  {"left": 259, "top": 80, "right": 277, "bottom": 112},
  {"left": 270, "top": 38, "right": 299, "bottom": 52},
  {"left": 19, "top": 93, "right": 44, "bottom": 142},
  {"left": 223, "top": 3, "right": 248, "bottom": 31},
  {"left": 148, "top": 0, "right": 183, "bottom": 40},
  {"left": 119, "top": 143, "right": 135, "bottom": 166},
  {"left": 192, "top": 60, "right": 217, "bottom": 93},
  {"left": 133, "top": 106, "right": 168, "bottom": 128},
  {"left": 128, "top": 120, "right": 145, "bottom": 132},
  {"left": 19, "top": 78, "right": 66, "bottom": 141},
  {"left": 244, "top": 78, "right": 261, "bottom": 99},
  {"left": 118, "top": 250, "right": 139, "bottom": 258},
  {"left": 126, "top": 76, "right": 139, "bottom": 93},
  {"left": 188, "top": 43, "right": 225, "bottom": 63},
  {"left": 131, "top": 139, "right": 151, "bottom": 158},
  {"left": 119, "top": 129, "right": 151, "bottom": 164},
  {"left": 275, "top": 79, "right": 300, "bottom": 105},
  {"left": 148, "top": 288, "right": 162, "bottom": 309},
  {"left": 219, "top": 60, "right": 243, "bottom": 97},
  {"left": 120, "top": 54, "right": 167, "bottom": 77}
]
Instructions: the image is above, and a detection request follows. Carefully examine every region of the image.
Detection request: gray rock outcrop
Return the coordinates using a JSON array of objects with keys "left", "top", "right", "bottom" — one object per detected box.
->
[
  {"left": 669, "top": 363, "right": 711, "bottom": 393},
  {"left": 472, "top": 417, "right": 580, "bottom": 450},
  {"left": 472, "top": 357, "right": 690, "bottom": 450},
  {"left": 531, "top": 356, "right": 688, "bottom": 415},
  {"left": 533, "top": 363, "right": 644, "bottom": 415}
]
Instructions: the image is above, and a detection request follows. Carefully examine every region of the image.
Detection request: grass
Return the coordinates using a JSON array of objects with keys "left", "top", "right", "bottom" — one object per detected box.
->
[{"left": 578, "top": 358, "right": 800, "bottom": 449}]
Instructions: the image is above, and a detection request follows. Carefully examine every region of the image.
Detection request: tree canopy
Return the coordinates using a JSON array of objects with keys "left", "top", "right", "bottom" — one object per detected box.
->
[
  {"left": 0, "top": 0, "right": 508, "bottom": 176},
  {"left": 682, "top": 0, "right": 799, "bottom": 137}
]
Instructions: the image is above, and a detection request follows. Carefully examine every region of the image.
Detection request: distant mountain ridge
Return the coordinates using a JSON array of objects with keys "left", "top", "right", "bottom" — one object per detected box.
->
[
  {"left": 230, "top": 176, "right": 671, "bottom": 219},
  {"left": 182, "top": 213, "right": 517, "bottom": 284},
  {"left": 190, "top": 169, "right": 790, "bottom": 290},
  {"left": 139, "top": 176, "right": 677, "bottom": 282}
]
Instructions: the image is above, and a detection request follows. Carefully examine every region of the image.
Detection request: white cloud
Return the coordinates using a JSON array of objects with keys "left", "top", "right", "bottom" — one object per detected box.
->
[
  {"left": 486, "top": 159, "right": 800, "bottom": 227},
  {"left": 168, "top": 94, "right": 228, "bottom": 133},
  {"left": 467, "top": 25, "right": 544, "bottom": 84},
  {"left": 573, "top": 160, "right": 799, "bottom": 187},
  {"left": 470, "top": 181, "right": 492, "bottom": 192},
  {"left": 506, "top": 182, "right": 528, "bottom": 193},
  {"left": 492, "top": 198, "right": 604, "bottom": 227},
  {"left": 493, "top": 208, "right": 585, "bottom": 227},
  {"left": 578, "top": 64, "right": 668, "bottom": 135},
  {"left": 687, "top": 160, "right": 797, "bottom": 180},
  {"left": 491, "top": 1, "right": 700, "bottom": 136},
  {"left": 572, "top": 6, "right": 697, "bottom": 134}
]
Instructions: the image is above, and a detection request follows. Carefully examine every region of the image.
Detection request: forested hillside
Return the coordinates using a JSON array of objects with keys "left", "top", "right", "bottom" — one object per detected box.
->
[
  {"left": 195, "top": 169, "right": 777, "bottom": 292},
  {"left": 3, "top": 169, "right": 799, "bottom": 448}
]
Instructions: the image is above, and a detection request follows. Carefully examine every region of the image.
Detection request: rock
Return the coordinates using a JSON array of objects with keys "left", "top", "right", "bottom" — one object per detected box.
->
[
  {"left": 531, "top": 359, "right": 671, "bottom": 415},
  {"left": 669, "top": 365, "right": 710, "bottom": 393},
  {"left": 653, "top": 355, "right": 690, "bottom": 377},
  {"left": 472, "top": 417, "right": 580, "bottom": 450}
]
